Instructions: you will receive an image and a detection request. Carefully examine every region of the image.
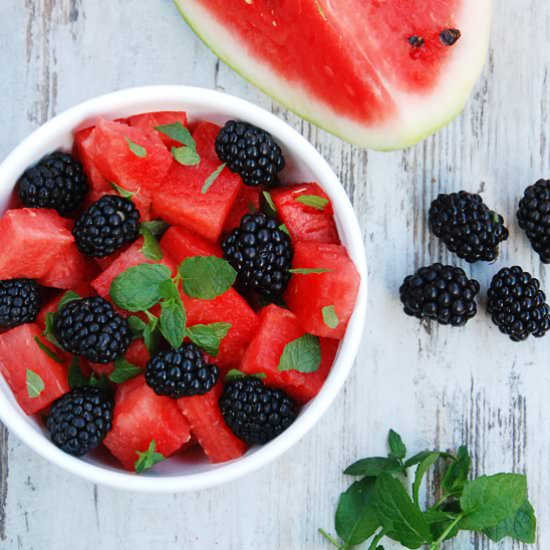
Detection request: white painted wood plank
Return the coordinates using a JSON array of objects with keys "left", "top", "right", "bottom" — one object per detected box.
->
[{"left": 0, "top": 1, "right": 549, "bottom": 549}]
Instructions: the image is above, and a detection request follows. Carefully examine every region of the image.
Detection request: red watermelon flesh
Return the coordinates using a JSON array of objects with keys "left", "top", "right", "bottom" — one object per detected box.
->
[
  {"left": 178, "top": 382, "right": 246, "bottom": 463},
  {"left": 175, "top": 0, "right": 491, "bottom": 149},
  {"left": 128, "top": 111, "right": 189, "bottom": 149},
  {"left": 284, "top": 242, "right": 360, "bottom": 339},
  {"left": 271, "top": 183, "right": 339, "bottom": 244},
  {"left": 82, "top": 118, "right": 173, "bottom": 192},
  {"left": 0, "top": 324, "right": 69, "bottom": 415},
  {"left": 152, "top": 122, "right": 243, "bottom": 242},
  {"left": 73, "top": 127, "right": 111, "bottom": 192},
  {"left": 223, "top": 186, "right": 261, "bottom": 233},
  {"left": 241, "top": 305, "right": 338, "bottom": 403},
  {"left": 103, "top": 375, "right": 191, "bottom": 470},
  {"left": 160, "top": 225, "right": 222, "bottom": 263},
  {"left": 0, "top": 208, "right": 74, "bottom": 280}
]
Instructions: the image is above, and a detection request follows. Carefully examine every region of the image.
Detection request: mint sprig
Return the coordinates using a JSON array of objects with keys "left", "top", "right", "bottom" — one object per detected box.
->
[
  {"left": 278, "top": 333, "right": 321, "bottom": 373},
  {"left": 155, "top": 122, "right": 200, "bottom": 167},
  {"left": 186, "top": 322, "right": 231, "bottom": 357},
  {"left": 139, "top": 224, "right": 163, "bottom": 261},
  {"left": 320, "top": 430, "right": 537, "bottom": 549},
  {"left": 134, "top": 440, "right": 164, "bottom": 473}
]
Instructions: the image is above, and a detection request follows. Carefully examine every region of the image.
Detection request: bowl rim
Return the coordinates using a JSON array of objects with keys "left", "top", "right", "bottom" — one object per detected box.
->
[{"left": 0, "top": 85, "right": 367, "bottom": 492}]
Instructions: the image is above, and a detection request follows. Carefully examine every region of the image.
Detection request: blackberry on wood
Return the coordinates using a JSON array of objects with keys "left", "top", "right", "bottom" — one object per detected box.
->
[{"left": 517, "top": 179, "right": 550, "bottom": 263}]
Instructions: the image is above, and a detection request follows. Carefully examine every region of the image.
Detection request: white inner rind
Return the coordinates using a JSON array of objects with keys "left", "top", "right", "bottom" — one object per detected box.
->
[{"left": 175, "top": 0, "right": 491, "bottom": 150}]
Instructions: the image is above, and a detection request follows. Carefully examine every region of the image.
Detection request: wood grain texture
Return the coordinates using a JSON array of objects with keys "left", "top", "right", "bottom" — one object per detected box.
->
[{"left": 0, "top": 1, "right": 549, "bottom": 548}]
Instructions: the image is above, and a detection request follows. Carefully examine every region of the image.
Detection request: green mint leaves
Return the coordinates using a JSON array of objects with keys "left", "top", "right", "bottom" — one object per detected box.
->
[
  {"left": 26, "top": 369, "right": 44, "bottom": 398},
  {"left": 111, "top": 182, "right": 135, "bottom": 199},
  {"left": 126, "top": 137, "right": 147, "bottom": 158},
  {"left": 134, "top": 440, "right": 165, "bottom": 474},
  {"left": 186, "top": 322, "right": 231, "bottom": 357},
  {"left": 172, "top": 145, "right": 201, "bottom": 167},
  {"left": 225, "top": 369, "right": 267, "bottom": 382},
  {"left": 296, "top": 194, "right": 329, "bottom": 210},
  {"left": 322, "top": 305, "right": 339, "bottom": 329},
  {"left": 159, "top": 294, "right": 187, "bottom": 349},
  {"left": 34, "top": 337, "right": 65, "bottom": 364},
  {"left": 202, "top": 162, "right": 226, "bottom": 194},
  {"left": 289, "top": 267, "right": 331, "bottom": 275},
  {"left": 109, "top": 358, "right": 143, "bottom": 384},
  {"left": 262, "top": 191, "right": 277, "bottom": 215},
  {"left": 278, "top": 333, "right": 321, "bottom": 373},
  {"left": 139, "top": 225, "right": 163, "bottom": 261},
  {"left": 179, "top": 256, "right": 236, "bottom": 300},
  {"left": 155, "top": 122, "right": 200, "bottom": 167},
  {"left": 321, "top": 430, "right": 537, "bottom": 549}
]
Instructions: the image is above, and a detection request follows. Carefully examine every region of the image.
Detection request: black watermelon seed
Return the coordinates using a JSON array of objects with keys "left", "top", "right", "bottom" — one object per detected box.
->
[{"left": 440, "top": 28, "right": 462, "bottom": 46}]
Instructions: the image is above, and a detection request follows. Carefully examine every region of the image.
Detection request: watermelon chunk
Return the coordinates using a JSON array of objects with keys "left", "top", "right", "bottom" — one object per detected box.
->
[
  {"left": 82, "top": 118, "right": 173, "bottom": 192},
  {"left": 241, "top": 305, "right": 338, "bottom": 403},
  {"left": 160, "top": 225, "right": 222, "bottom": 263},
  {"left": 128, "top": 111, "right": 189, "bottom": 148},
  {"left": 0, "top": 324, "right": 69, "bottom": 415},
  {"left": 73, "top": 127, "right": 111, "bottom": 192},
  {"left": 284, "top": 242, "right": 360, "bottom": 339},
  {"left": 103, "top": 375, "right": 191, "bottom": 470},
  {"left": 174, "top": 0, "right": 491, "bottom": 149},
  {"left": 271, "top": 183, "right": 339, "bottom": 244},
  {"left": 178, "top": 382, "right": 246, "bottom": 463},
  {"left": 0, "top": 209, "right": 74, "bottom": 280},
  {"left": 152, "top": 122, "right": 243, "bottom": 242},
  {"left": 223, "top": 186, "right": 262, "bottom": 233}
]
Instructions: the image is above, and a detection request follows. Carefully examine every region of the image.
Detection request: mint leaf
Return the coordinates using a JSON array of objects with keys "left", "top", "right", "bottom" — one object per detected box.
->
[
  {"left": 134, "top": 440, "right": 164, "bottom": 473},
  {"left": 186, "top": 322, "right": 231, "bottom": 357},
  {"left": 404, "top": 450, "right": 453, "bottom": 469},
  {"left": 126, "top": 137, "right": 147, "bottom": 158},
  {"left": 278, "top": 334, "right": 321, "bottom": 373},
  {"left": 140, "top": 220, "right": 169, "bottom": 238},
  {"left": 424, "top": 510, "right": 461, "bottom": 542},
  {"left": 442, "top": 445, "right": 470, "bottom": 494},
  {"left": 179, "top": 256, "right": 236, "bottom": 300},
  {"left": 68, "top": 358, "right": 88, "bottom": 389},
  {"left": 225, "top": 369, "right": 266, "bottom": 382},
  {"left": 43, "top": 313, "right": 61, "bottom": 348},
  {"left": 460, "top": 474, "right": 527, "bottom": 530},
  {"left": 111, "top": 181, "right": 135, "bottom": 199},
  {"left": 172, "top": 145, "right": 201, "bottom": 167},
  {"left": 88, "top": 373, "right": 110, "bottom": 391},
  {"left": 279, "top": 223, "right": 290, "bottom": 236},
  {"left": 57, "top": 290, "right": 81, "bottom": 311},
  {"left": 289, "top": 268, "right": 331, "bottom": 275},
  {"left": 483, "top": 500, "right": 536, "bottom": 544},
  {"left": 110, "top": 263, "right": 171, "bottom": 312},
  {"left": 155, "top": 122, "right": 195, "bottom": 149},
  {"left": 34, "top": 337, "right": 64, "bottom": 364},
  {"left": 158, "top": 278, "right": 181, "bottom": 301},
  {"left": 262, "top": 191, "right": 277, "bottom": 215},
  {"left": 388, "top": 430, "right": 407, "bottom": 460},
  {"left": 202, "top": 162, "right": 226, "bottom": 194},
  {"left": 412, "top": 452, "right": 442, "bottom": 505},
  {"left": 374, "top": 473, "right": 432, "bottom": 548},
  {"left": 109, "top": 358, "right": 142, "bottom": 384},
  {"left": 322, "top": 305, "right": 339, "bottom": 329},
  {"left": 26, "top": 369, "right": 45, "bottom": 398},
  {"left": 344, "top": 457, "right": 402, "bottom": 477},
  {"left": 139, "top": 225, "right": 163, "bottom": 261},
  {"left": 128, "top": 315, "right": 147, "bottom": 338},
  {"left": 335, "top": 477, "right": 380, "bottom": 546},
  {"left": 160, "top": 299, "right": 186, "bottom": 349},
  {"left": 143, "top": 316, "right": 159, "bottom": 355},
  {"left": 296, "top": 194, "right": 329, "bottom": 210}
]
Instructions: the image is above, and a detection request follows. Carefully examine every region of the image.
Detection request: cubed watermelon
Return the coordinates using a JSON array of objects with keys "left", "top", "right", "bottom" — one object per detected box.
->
[
  {"left": 0, "top": 324, "right": 69, "bottom": 415},
  {"left": 152, "top": 122, "right": 243, "bottom": 242},
  {"left": 73, "top": 127, "right": 111, "bottom": 192},
  {"left": 178, "top": 382, "right": 246, "bottom": 463},
  {"left": 91, "top": 238, "right": 177, "bottom": 298},
  {"left": 271, "top": 183, "right": 339, "bottom": 244},
  {"left": 103, "top": 375, "right": 191, "bottom": 470},
  {"left": 160, "top": 225, "right": 222, "bottom": 263},
  {"left": 241, "top": 304, "right": 338, "bottom": 403},
  {"left": 128, "top": 111, "right": 189, "bottom": 149},
  {"left": 284, "top": 242, "right": 360, "bottom": 339},
  {"left": 82, "top": 118, "right": 172, "bottom": 192},
  {"left": 223, "top": 186, "right": 262, "bottom": 233},
  {"left": 0, "top": 208, "right": 74, "bottom": 280}
]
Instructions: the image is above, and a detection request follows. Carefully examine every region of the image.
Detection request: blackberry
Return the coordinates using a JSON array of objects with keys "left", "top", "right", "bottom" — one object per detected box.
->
[
  {"left": 429, "top": 191, "right": 508, "bottom": 262},
  {"left": 222, "top": 212, "right": 293, "bottom": 298},
  {"left": 219, "top": 377, "right": 297, "bottom": 445},
  {"left": 400, "top": 263, "right": 480, "bottom": 326},
  {"left": 0, "top": 279, "right": 40, "bottom": 328},
  {"left": 215, "top": 120, "right": 285, "bottom": 187},
  {"left": 54, "top": 297, "right": 131, "bottom": 363},
  {"left": 517, "top": 179, "right": 550, "bottom": 263},
  {"left": 17, "top": 152, "right": 89, "bottom": 215},
  {"left": 46, "top": 386, "right": 113, "bottom": 457},
  {"left": 145, "top": 343, "right": 219, "bottom": 399},
  {"left": 73, "top": 195, "right": 140, "bottom": 258},
  {"left": 487, "top": 266, "right": 550, "bottom": 341}
]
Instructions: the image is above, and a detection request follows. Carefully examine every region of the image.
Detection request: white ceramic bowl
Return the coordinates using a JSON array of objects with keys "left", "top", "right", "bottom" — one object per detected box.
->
[{"left": 0, "top": 86, "right": 367, "bottom": 492}]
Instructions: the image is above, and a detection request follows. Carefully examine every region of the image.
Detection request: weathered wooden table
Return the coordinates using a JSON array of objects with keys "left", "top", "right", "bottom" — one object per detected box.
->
[{"left": 0, "top": 2, "right": 548, "bottom": 548}]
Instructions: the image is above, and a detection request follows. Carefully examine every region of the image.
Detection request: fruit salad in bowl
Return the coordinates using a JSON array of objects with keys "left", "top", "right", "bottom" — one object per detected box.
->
[{"left": 0, "top": 86, "right": 366, "bottom": 491}]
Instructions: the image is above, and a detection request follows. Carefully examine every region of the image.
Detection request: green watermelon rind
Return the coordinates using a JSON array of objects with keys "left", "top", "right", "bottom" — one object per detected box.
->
[{"left": 173, "top": 0, "right": 491, "bottom": 151}]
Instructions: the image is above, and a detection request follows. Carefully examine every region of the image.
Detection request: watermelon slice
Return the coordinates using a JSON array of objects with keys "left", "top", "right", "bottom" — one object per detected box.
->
[
  {"left": 178, "top": 382, "right": 246, "bottom": 463},
  {"left": 284, "top": 242, "right": 360, "bottom": 339},
  {"left": 241, "top": 305, "right": 338, "bottom": 403},
  {"left": 160, "top": 225, "right": 222, "bottom": 263},
  {"left": 174, "top": 0, "right": 491, "bottom": 149},
  {"left": 151, "top": 122, "right": 243, "bottom": 242},
  {"left": 0, "top": 324, "right": 69, "bottom": 415},
  {"left": 73, "top": 127, "right": 111, "bottom": 192},
  {"left": 128, "top": 111, "right": 189, "bottom": 148},
  {"left": 103, "top": 375, "right": 191, "bottom": 470},
  {"left": 0, "top": 208, "right": 74, "bottom": 280},
  {"left": 271, "top": 183, "right": 339, "bottom": 244}
]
